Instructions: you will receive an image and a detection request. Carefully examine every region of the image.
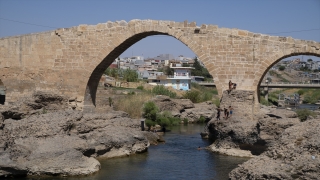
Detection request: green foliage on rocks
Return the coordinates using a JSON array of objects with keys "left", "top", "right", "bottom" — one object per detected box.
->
[
  {"left": 295, "top": 109, "right": 316, "bottom": 122},
  {"left": 151, "top": 85, "right": 177, "bottom": 98},
  {"left": 183, "top": 83, "right": 216, "bottom": 103},
  {"left": 143, "top": 101, "right": 159, "bottom": 122},
  {"left": 299, "top": 89, "right": 320, "bottom": 104},
  {"left": 142, "top": 102, "right": 182, "bottom": 128},
  {"left": 260, "top": 96, "right": 272, "bottom": 106},
  {"left": 198, "top": 116, "right": 206, "bottom": 123},
  {"left": 183, "top": 90, "right": 201, "bottom": 103}
]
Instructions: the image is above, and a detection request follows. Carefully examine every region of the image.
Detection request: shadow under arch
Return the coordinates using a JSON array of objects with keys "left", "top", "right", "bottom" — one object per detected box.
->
[
  {"left": 0, "top": 79, "right": 5, "bottom": 105},
  {"left": 256, "top": 52, "right": 320, "bottom": 103},
  {"left": 84, "top": 31, "right": 200, "bottom": 110}
]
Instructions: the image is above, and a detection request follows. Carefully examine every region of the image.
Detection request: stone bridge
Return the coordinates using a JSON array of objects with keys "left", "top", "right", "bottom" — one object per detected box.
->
[{"left": 0, "top": 19, "right": 319, "bottom": 112}]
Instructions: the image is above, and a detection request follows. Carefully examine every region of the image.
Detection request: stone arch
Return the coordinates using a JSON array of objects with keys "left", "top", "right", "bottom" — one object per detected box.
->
[
  {"left": 83, "top": 30, "right": 208, "bottom": 110},
  {"left": 0, "top": 79, "right": 6, "bottom": 105},
  {"left": 256, "top": 52, "right": 320, "bottom": 102}
]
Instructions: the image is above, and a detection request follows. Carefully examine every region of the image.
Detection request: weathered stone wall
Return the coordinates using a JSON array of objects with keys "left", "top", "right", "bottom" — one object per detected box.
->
[{"left": 0, "top": 19, "right": 319, "bottom": 111}]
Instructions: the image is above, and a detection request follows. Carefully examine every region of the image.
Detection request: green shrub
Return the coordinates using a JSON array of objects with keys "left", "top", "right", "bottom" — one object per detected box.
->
[
  {"left": 191, "top": 82, "right": 201, "bottom": 89},
  {"left": 260, "top": 96, "right": 271, "bottom": 106},
  {"left": 156, "top": 114, "right": 171, "bottom": 127},
  {"left": 145, "top": 119, "right": 156, "bottom": 128},
  {"left": 168, "top": 116, "right": 181, "bottom": 126},
  {"left": 297, "top": 89, "right": 306, "bottom": 95},
  {"left": 108, "top": 97, "right": 113, "bottom": 107},
  {"left": 198, "top": 116, "right": 206, "bottom": 123},
  {"left": 183, "top": 90, "right": 201, "bottom": 103},
  {"left": 156, "top": 111, "right": 181, "bottom": 126},
  {"left": 295, "top": 109, "right": 316, "bottom": 122},
  {"left": 152, "top": 85, "right": 177, "bottom": 98},
  {"left": 127, "top": 91, "right": 135, "bottom": 95},
  {"left": 143, "top": 101, "right": 159, "bottom": 121},
  {"left": 201, "top": 92, "right": 213, "bottom": 102},
  {"left": 137, "top": 85, "right": 144, "bottom": 90},
  {"left": 183, "top": 118, "right": 189, "bottom": 124},
  {"left": 279, "top": 66, "right": 285, "bottom": 71},
  {"left": 210, "top": 89, "right": 218, "bottom": 95}
]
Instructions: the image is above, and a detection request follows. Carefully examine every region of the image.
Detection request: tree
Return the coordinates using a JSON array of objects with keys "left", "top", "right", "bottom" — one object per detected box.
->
[
  {"left": 191, "top": 57, "right": 213, "bottom": 79},
  {"left": 122, "top": 69, "right": 138, "bottom": 82},
  {"left": 307, "top": 59, "right": 313, "bottom": 62},
  {"left": 279, "top": 66, "right": 285, "bottom": 71},
  {"left": 164, "top": 66, "right": 174, "bottom": 76}
]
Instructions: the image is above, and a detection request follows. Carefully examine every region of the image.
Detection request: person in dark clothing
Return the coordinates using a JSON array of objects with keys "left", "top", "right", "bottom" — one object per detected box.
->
[
  {"left": 216, "top": 107, "right": 222, "bottom": 120},
  {"left": 224, "top": 107, "right": 229, "bottom": 119}
]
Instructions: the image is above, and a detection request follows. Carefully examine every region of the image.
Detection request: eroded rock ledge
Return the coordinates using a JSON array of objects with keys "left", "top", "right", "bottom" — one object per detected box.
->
[
  {"left": 229, "top": 119, "right": 320, "bottom": 180},
  {"left": 206, "top": 90, "right": 320, "bottom": 179},
  {"left": 0, "top": 92, "right": 159, "bottom": 177}
]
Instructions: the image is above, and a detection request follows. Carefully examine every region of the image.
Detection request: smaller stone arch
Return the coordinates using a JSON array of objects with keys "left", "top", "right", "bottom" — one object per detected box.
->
[
  {"left": 0, "top": 80, "right": 6, "bottom": 105},
  {"left": 256, "top": 52, "right": 320, "bottom": 103}
]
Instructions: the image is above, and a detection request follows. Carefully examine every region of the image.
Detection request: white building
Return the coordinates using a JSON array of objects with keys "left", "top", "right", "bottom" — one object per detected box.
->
[{"left": 148, "top": 63, "right": 194, "bottom": 90}]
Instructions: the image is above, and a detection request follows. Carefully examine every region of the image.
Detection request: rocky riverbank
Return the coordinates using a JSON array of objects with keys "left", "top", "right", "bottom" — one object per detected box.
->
[
  {"left": 0, "top": 92, "right": 160, "bottom": 177},
  {"left": 205, "top": 90, "right": 320, "bottom": 179},
  {"left": 229, "top": 119, "right": 320, "bottom": 179}
]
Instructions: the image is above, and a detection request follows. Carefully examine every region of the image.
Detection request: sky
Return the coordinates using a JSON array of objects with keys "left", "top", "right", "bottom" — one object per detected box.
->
[{"left": 0, "top": 0, "right": 320, "bottom": 61}]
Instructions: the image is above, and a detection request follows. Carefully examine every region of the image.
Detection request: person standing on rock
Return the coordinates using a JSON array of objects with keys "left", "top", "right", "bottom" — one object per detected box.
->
[
  {"left": 216, "top": 107, "right": 222, "bottom": 120},
  {"left": 224, "top": 107, "right": 229, "bottom": 119},
  {"left": 229, "top": 80, "right": 233, "bottom": 91},
  {"left": 229, "top": 106, "right": 233, "bottom": 119}
]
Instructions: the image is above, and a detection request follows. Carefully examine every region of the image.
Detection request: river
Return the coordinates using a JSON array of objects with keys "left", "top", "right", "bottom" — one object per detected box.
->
[{"left": 20, "top": 124, "right": 249, "bottom": 180}]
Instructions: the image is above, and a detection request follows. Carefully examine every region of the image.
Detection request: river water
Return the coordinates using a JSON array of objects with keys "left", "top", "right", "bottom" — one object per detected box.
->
[{"left": 20, "top": 124, "right": 249, "bottom": 180}]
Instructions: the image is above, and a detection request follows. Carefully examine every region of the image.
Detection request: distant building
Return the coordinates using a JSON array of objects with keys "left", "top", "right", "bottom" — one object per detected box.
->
[{"left": 148, "top": 63, "right": 194, "bottom": 90}]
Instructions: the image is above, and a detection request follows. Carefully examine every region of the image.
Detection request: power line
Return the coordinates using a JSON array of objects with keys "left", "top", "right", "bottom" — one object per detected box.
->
[
  {"left": 0, "top": 17, "right": 59, "bottom": 29},
  {"left": 1, "top": 17, "right": 320, "bottom": 35}
]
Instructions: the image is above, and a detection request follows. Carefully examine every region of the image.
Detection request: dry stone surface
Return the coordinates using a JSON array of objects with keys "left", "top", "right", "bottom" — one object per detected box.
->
[{"left": 0, "top": 92, "right": 160, "bottom": 177}]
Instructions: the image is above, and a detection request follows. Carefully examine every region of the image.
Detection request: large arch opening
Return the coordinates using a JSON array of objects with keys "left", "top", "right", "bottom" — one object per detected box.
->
[
  {"left": 83, "top": 31, "right": 212, "bottom": 112},
  {"left": 0, "top": 80, "right": 6, "bottom": 105},
  {"left": 257, "top": 53, "right": 320, "bottom": 106}
]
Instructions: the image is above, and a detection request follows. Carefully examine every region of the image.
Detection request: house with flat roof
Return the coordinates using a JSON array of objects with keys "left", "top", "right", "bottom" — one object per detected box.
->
[{"left": 148, "top": 63, "right": 194, "bottom": 90}]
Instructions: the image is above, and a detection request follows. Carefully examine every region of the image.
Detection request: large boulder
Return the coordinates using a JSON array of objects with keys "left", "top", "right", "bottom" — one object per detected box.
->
[
  {"left": 229, "top": 119, "right": 320, "bottom": 180},
  {"left": 0, "top": 91, "right": 68, "bottom": 120},
  {"left": 151, "top": 95, "right": 194, "bottom": 116},
  {"left": 0, "top": 109, "right": 149, "bottom": 177},
  {"left": 180, "top": 101, "right": 216, "bottom": 123}
]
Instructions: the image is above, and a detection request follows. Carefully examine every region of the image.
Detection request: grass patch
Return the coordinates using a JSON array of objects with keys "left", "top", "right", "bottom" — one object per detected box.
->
[
  {"left": 113, "top": 92, "right": 153, "bottom": 118},
  {"left": 182, "top": 83, "right": 217, "bottom": 103}
]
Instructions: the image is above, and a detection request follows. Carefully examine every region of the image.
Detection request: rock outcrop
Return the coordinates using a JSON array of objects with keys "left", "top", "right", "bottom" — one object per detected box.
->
[
  {"left": 0, "top": 92, "right": 160, "bottom": 178},
  {"left": 229, "top": 119, "right": 320, "bottom": 180},
  {"left": 151, "top": 95, "right": 216, "bottom": 123},
  {"left": 208, "top": 90, "right": 301, "bottom": 157}
]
